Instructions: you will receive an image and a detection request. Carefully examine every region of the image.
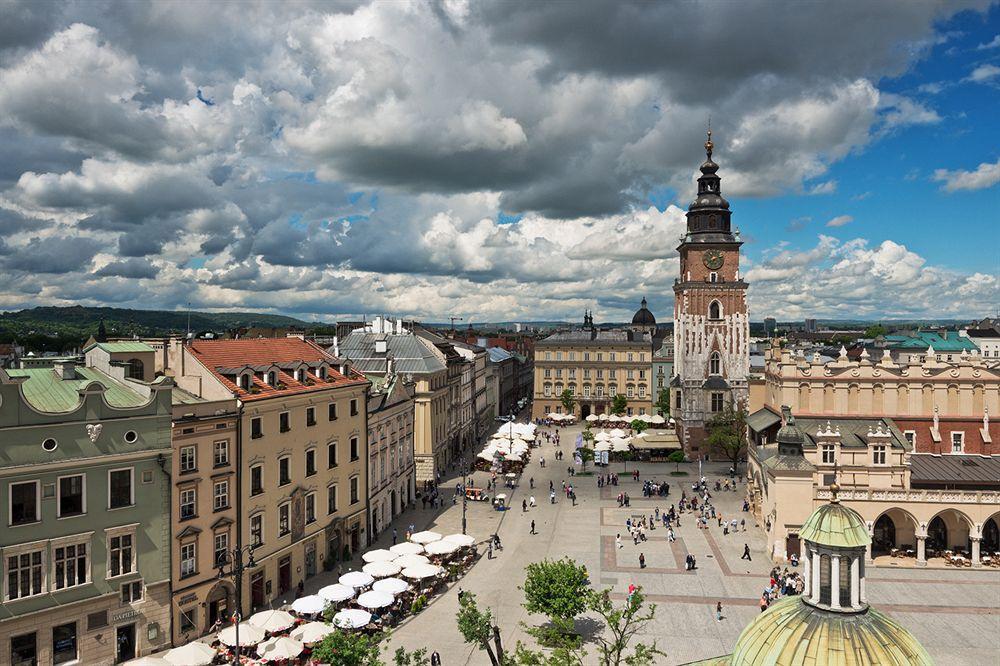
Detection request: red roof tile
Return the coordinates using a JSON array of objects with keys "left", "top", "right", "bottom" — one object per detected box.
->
[
  {"left": 893, "top": 417, "right": 998, "bottom": 456},
  {"left": 188, "top": 337, "right": 366, "bottom": 401}
]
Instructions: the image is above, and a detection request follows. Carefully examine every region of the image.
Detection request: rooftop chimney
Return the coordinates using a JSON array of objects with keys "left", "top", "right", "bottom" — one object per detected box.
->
[{"left": 53, "top": 361, "right": 76, "bottom": 380}]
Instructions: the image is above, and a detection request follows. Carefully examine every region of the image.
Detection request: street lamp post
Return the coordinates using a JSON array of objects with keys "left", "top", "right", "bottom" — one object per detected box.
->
[{"left": 218, "top": 545, "right": 257, "bottom": 664}]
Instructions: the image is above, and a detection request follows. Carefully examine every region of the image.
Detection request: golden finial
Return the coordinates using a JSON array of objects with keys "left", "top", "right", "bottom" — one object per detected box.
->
[
  {"left": 704, "top": 117, "right": 713, "bottom": 159},
  {"left": 829, "top": 481, "right": 841, "bottom": 503}
]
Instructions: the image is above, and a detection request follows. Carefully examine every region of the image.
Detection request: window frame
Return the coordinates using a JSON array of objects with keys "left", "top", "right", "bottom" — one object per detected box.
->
[
  {"left": 213, "top": 440, "right": 230, "bottom": 467},
  {"left": 872, "top": 444, "right": 887, "bottom": 465},
  {"left": 327, "top": 484, "right": 338, "bottom": 515},
  {"left": 120, "top": 579, "right": 143, "bottom": 604},
  {"left": 9, "top": 480, "right": 41, "bottom": 527},
  {"left": 180, "top": 542, "right": 197, "bottom": 579},
  {"left": 306, "top": 406, "right": 316, "bottom": 427},
  {"left": 305, "top": 492, "right": 316, "bottom": 525},
  {"left": 52, "top": 536, "right": 90, "bottom": 591},
  {"left": 4, "top": 542, "right": 46, "bottom": 601},
  {"left": 278, "top": 502, "right": 291, "bottom": 537},
  {"left": 250, "top": 514, "right": 264, "bottom": 548},
  {"left": 950, "top": 431, "right": 964, "bottom": 454},
  {"left": 106, "top": 526, "right": 136, "bottom": 579},
  {"left": 213, "top": 480, "right": 230, "bottom": 512},
  {"left": 51, "top": 621, "right": 78, "bottom": 665},
  {"left": 107, "top": 468, "right": 134, "bottom": 510},
  {"left": 350, "top": 437, "right": 359, "bottom": 462},
  {"left": 328, "top": 402, "right": 338, "bottom": 421},
  {"left": 180, "top": 445, "right": 197, "bottom": 473},
  {"left": 350, "top": 475, "right": 359, "bottom": 505},
  {"left": 278, "top": 456, "right": 291, "bottom": 486},
  {"left": 180, "top": 487, "right": 197, "bottom": 520},
  {"left": 328, "top": 442, "right": 338, "bottom": 469},
  {"left": 279, "top": 411, "right": 291, "bottom": 433}
]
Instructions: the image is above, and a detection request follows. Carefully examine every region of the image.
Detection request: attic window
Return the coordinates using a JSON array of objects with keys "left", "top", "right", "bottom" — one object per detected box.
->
[
  {"left": 238, "top": 374, "right": 251, "bottom": 390},
  {"left": 267, "top": 371, "right": 277, "bottom": 386},
  {"left": 318, "top": 366, "right": 327, "bottom": 380}
]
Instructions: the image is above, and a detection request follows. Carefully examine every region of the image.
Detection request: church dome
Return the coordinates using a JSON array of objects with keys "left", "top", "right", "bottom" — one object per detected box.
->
[
  {"left": 631, "top": 298, "right": 656, "bottom": 326},
  {"left": 729, "top": 596, "right": 932, "bottom": 665},
  {"left": 799, "top": 497, "right": 870, "bottom": 549}
]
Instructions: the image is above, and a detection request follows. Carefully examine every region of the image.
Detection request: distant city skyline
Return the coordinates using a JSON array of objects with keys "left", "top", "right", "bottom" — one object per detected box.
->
[{"left": 0, "top": 2, "right": 997, "bottom": 322}]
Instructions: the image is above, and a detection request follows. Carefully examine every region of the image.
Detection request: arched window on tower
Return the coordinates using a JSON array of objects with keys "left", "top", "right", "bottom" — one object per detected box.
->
[
  {"left": 709, "top": 300, "right": 722, "bottom": 319},
  {"left": 709, "top": 352, "right": 721, "bottom": 375}
]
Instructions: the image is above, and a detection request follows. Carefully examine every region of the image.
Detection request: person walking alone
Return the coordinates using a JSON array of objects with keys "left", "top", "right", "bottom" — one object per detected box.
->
[
  {"left": 742, "top": 543, "right": 752, "bottom": 561},
  {"left": 392, "top": 528, "right": 398, "bottom": 545},
  {"left": 639, "top": 553, "right": 646, "bottom": 569},
  {"left": 530, "top": 520, "right": 536, "bottom": 535}
]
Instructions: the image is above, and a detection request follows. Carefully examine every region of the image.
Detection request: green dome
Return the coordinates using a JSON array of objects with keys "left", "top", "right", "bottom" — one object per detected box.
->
[
  {"left": 799, "top": 500, "right": 870, "bottom": 549},
  {"left": 729, "top": 596, "right": 932, "bottom": 665}
]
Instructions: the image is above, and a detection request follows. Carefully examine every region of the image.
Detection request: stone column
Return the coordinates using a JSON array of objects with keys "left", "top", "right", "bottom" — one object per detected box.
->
[
  {"left": 811, "top": 550, "right": 821, "bottom": 600},
  {"left": 803, "top": 547, "right": 812, "bottom": 601},
  {"left": 830, "top": 555, "right": 841, "bottom": 609},
  {"left": 850, "top": 557, "right": 860, "bottom": 608},
  {"left": 916, "top": 535, "right": 927, "bottom": 566},
  {"left": 859, "top": 557, "right": 867, "bottom": 603},
  {"left": 971, "top": 538, "right": 981, "bottom": 568}
]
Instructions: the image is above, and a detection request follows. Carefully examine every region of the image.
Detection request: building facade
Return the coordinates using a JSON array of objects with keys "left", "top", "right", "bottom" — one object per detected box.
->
[
  {"left": 0, "top": 356, "right": 173, "bottom": 665},
  {"left": 168, "top": 391, "right": 239, "bottom": 646},
  {"left": 531, "top": 321, "right": 653, "bottom": 420},
  {"left": 365, "top": 373, "right": 416, "bottom": 543},
  {"left": 172, "top": 338, "right": 370, "bottom": 615},
  {"left": 652, "top": 338, "right": 674, "bottom": 408},
  {"left": 672, "top": 131, "right": 750, "bottom": 457}
]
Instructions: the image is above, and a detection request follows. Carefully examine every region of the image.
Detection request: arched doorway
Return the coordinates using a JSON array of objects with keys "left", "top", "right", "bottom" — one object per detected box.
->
[
  {"left": 205, "top": 580, "right": 234, "bottom": 631},
  {"left": 873, "top": 515, "right": 896, "bottom": 555},
  {"left": 390, "top": 489, "right": 397, "bottom": 518},
  {"left": 984, "top": 516, "right": 1000, "bottom": 554},
  {"left": 927, "top": 516, "right": 948, "bottom": 551}
]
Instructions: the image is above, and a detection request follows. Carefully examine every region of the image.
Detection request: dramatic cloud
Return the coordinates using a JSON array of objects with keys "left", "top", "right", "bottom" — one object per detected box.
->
[{"left": 0, "top": 1, "right": 994, "bottom": 321}]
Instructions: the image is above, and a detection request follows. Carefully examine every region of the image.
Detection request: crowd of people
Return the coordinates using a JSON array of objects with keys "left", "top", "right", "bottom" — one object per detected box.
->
[{"left": 760, "top": 566, "right": 805, "bottom": 612}]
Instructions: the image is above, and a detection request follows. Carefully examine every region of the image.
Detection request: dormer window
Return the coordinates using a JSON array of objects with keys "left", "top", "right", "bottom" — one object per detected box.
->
[
  {"left": 318, "top": 366, "right": 327, "bottom": 380},
  {"left": 267, "top": 371, "right": 277, "bottom": 386},
  {"left": 238, "top": 373, "right": 251, "bottom": 391}
]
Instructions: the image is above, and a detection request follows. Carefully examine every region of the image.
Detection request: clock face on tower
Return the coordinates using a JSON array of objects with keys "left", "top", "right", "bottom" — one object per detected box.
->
[{"left": 703, "top": 249, "right": 724, "bottom": 270}]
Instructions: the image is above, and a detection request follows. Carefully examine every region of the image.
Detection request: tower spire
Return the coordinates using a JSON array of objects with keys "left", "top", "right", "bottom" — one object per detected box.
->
[{"left": 705, "top": 117, "right": 713, "bottom": 160}]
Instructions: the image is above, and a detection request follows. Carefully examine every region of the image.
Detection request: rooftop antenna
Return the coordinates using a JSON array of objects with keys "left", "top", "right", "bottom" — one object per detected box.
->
[{"left": 186, "top": 302, "right": 191, "bottom": 339}]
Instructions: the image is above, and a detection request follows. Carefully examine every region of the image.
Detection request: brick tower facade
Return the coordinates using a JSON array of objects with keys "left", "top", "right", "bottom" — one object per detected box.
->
[{"left": 673, "top": 131, "right": 750, "bottom": 457}]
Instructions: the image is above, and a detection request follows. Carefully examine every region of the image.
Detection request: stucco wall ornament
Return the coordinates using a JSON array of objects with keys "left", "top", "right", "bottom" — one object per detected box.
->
[{"left": 86, "top": 423, "right": 103, "bottom": 442}]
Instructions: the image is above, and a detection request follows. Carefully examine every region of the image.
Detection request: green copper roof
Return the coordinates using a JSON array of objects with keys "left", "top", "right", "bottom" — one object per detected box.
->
[
  {"left": 883, "top": 331, "right": 976, "bottom": 352},
  {"left": 86, "top": 341, "right": 156, "bottom": 353},
  {"left": 800, "top": 501, "right": 871, "bottom": 549},
  {"left": 730, "top": 596, "right": 932, "bottom": 666},
  {"left": 7, "top": 367, "right": 148, "bottom": 412}
]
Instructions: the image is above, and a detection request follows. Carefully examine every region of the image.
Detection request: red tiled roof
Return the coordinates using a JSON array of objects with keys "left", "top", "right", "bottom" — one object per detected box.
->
[
  {"left": 893, "top": 417, "right": 998, "bottom": 456},
  {"left": 188, "top": 337, "right": 366, "bottom": 401}
]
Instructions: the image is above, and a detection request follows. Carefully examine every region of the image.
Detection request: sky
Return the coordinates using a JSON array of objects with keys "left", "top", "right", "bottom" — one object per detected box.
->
[{"left": 0, "top": 0, "right": 998, "bottom": 325}]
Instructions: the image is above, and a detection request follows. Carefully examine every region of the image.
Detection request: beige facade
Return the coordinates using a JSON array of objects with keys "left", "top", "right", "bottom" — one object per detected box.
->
[
  {"left": 531, "top": 330, "right": 653, "bottom": 420},
  {"left": 412, "top": 368, "right": 450, "bottom": 483},
  {"left": 366, "top": 375, "right": 416, "bottom": 541},
  {"left": 169, "top": 395, "right": 238, "bottom": 646},
  {"left": 762, "top": 342, "right": 1000, "bottom": 419}
]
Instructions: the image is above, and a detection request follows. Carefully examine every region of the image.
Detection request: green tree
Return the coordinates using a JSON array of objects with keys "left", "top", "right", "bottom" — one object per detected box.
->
[
  {"left": 578, "top": 446, "right": 595, "bottom": 473},
  {"left": 587, "top": 588, "right": 666, "bottom": 666},
  {"left": 864, "top": 324, "right": 887, "bottom": 338},
  {"left": 312, "top": 629, "right": 383, "bottom": 666},
  {"left": 521, "top": 558, "right": 591, "bottom": 646},
  {"left": 629, "top": 419, "right": 648, "bottom": 434},
  {"left": 654, "top": 389, "right": 671, "bottom": 417},
  {"left": 394, "top": 646, "right": 430, "bottom": 665},
  {"left": 667, "top": 450, "right": 686, "bottom": 473},
  {"left": 457, "top": 592, "right": 506, "bottom": 666},
  {"left": 581, "top": 430, "right": 595, "bottom": 443},
  {"left": 706, "top": 402, "right": 748, "bottom": 472},
  {"left": 611, "top": 394, "right": 627, "bottom": 415},
  {"left": 560, "top": 389, "right": 576, "bottom": 416}
]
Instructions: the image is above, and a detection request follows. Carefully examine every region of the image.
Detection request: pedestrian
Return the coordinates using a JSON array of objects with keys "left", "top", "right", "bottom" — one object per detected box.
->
[
  {"left": 616, "top": 534, "right": 623, "bottom": 549},
  {"left": 550, "top": 490, "right": 556, "bottom": 504},
  {"left": 522, "top": 499, "right": 527, "bottom": 512},
  {"left": 639, "top": 553, "right": 645, "bottom": 569},
  {"left": 488, "top": 541, "right": 494, "bottom": 559},
  {"left": 529, "top": 495, "right": 536, "bottom": 507},
  {"left": 716, "top": 601, "right": 723, "bottom": 621},
  {"left": 742, "top": 544, "right": 752, "bottom": 561},
  {"left": 431, "top": 651, "right": 442, "bottom": 666},
  {"left": 392, "top": 528, "right": 398, "bottom": 545},
  {"left": 741, "top": 518, "right": 746, "bottom": 531},
  {"left": 759, "top": 594, "right": 768, "bottom": 613},
  {"left": 530, "top": 520, "right": 536, "bottom": 535}
]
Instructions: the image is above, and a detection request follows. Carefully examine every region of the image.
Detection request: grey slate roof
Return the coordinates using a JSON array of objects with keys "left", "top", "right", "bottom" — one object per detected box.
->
[
  {"left": 337, "top": 332, "right": 446, "bottom": 375},
  {"left": 756, "top": 444, "right": 816, "bottom": 473},
  {"left": 747, "top": 408, "right": 781, "bottom": 432},
  {"left": 909, "top": 453, "right": 1000, "bottom": 488},
  {"left": 537, "top": 329, "right": 651, "bottom": 345},
  {"left": 487, "top": 347, "right": 513, "bottom": 363}
]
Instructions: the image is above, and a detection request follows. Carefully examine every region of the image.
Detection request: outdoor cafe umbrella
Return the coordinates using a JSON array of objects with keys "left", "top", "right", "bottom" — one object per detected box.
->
[
  {"left": 424, "top": 539, "right": 460, "bottom": 556},
  {"left": 594, "top": 441, "right": 611, "bottom": 452},
  {"left": 357, "top": 590, "right": 396, "bottom": 609},
  {"left": 373, "top": 577, "right": 410, "bottom": 594},
  {"left": 409, "top": 530, "right": 442, "bottom": 544},
  {"left": 248, "top": 609, "right": 295, "bottom": 633},
  {"left": 442, "top": 533, "right": 476, "bottom": 548},
  {"left": 125, "top": 658, "right": 170, "bottom": 666},
  {"left": 394, "top": 553, "right": 431, "bottom": 568},
  {"left": 606, "top": 414, "right": 621, "bottom": 422},
  {"left": 390, "top": 542, "right": 424, "bottom": 556},
  {"left": 163, "top": 642, "right": 216, "bottom": 666},
  {"left": 362, "top": 549, "right": 398, "bottom": 564},
  {"left": 363, "top": 560, "right": 402, "bottom": 578},
  {"left": 585, "top": 413, "right": 599, "bottom": 422},
  {"left": 333, "top": 608, "right": 372, "bottom": 629},
  {"left": 401, "top": 563, "right": 443, "bottom": 580},
  {"left": 218, "top": 623, "right": 266, "bottom": 647},
  {"left": 650, "top": 414, "right": 666, "bottom": 424},
  {"left": 318, "top": 583, "right": 356, "bottom": 603},
  {"left": 609, "top": 428, "right": 626, "bottom": 438},
  {"left": 256, "top": 636, "right": 304, "bottom": 662},
  {"left": 290, "top": 594, "right": 327, "bottom": 615},
  {"left": 340, "top": 570, "right": 375, "bottom": 588},
  {"left": 594, "top": 431, "right": 611, "bottom": 441},
  {"left": 612, "top": 439, "right": 632, "bottom": 453},
  {"left": 290, "top": 621, "right": 335, "bottom": 645}
]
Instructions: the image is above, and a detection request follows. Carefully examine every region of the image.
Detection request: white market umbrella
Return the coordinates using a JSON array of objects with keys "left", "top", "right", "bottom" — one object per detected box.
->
[
  {"left": 340, "top": 571, "right": 375, "bottom": 588},
  {"left": 594, "top": 441, "right": 611, "bottom": 452},
  {"left": 402, "top": 563, "right": 443, "bottom": 580},
  {"left": 394, "top": 553, "right": 431, "bottom": 568},
  {"left": 257, "top": 636, "right": 304, "bottom": 662},
  {"left": 612, "top": 440, "right": 632, "bottom": 453},
  {"left": 410, "top": 530, "right": 442, "bottom": 544},
  {"left": 442, "top": 533, "right": 476, "bottom": 547},
  {"left": 547, "top": 412, "right": 561, "bottom": 419},
  {"left": 218, "top": 623, "right": 266, "bottom": 647},
  {"left": 126, "top": 658, "right": 170, "bottom": 666},
  {"left": 610, "top": 428, "right": 626, "bottom": 438},
  {"left": 373, "top": 577, "right": 410, "bottom": 594},
  {"left": 651, "top": 414, "right": 666, "bottom": 424},
  {"left": 362, "top": 549, "right": 397, "bottom": 563},
  {"left": 606, "top": 414, "right": 620, "bottom": 422},
  {"left": 318, "top": 583, "right": 356, "bottom": 603},
  {"left": 248, "top": 609, "right": 295, "bottom": 633},
  {"left": 163, "top": 642, "right": 216, "bottom": 666},
  {"left": 594, "top": 431, "right": 611, "bottom": 441},
  {"left": 598, "top": 412, "right": 609, "bottom": 419},
  {"left": 585, "top": 414, "right": 599, "bottom": 422},
  {"left": 333, "top": 608, "right": 372, "bottom": 629},
  {"left": 291, "top": 594, "right": 327, "bottom": 615},
  {"left": 290, "top": 621, "right": 335, "bottom": 645},
  {"left": 363, "top": 560, "right": 402, "bottom": 578},
  {"left": 390, "top": 542, "right": 424, "bottom": 556},
  {"left": 424, "top": 539, "right": 460, "bottom": 556},
  {"left": 356, "top": 590, "right": 395, "bottom": 609}
]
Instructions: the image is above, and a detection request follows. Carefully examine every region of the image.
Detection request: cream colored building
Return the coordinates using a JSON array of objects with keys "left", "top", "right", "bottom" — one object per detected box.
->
[
  {"left": 366, "top": 373, "right": 416, "bottom": 542},
  {"left": 171, "top": 338, "right": 369, "bottom": 614},
  {"left": 531, "top": 326, "right": 655, "bottom": 421},
  {"left": 168, "top": 391, "right": 239, "bottom": 646}
]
